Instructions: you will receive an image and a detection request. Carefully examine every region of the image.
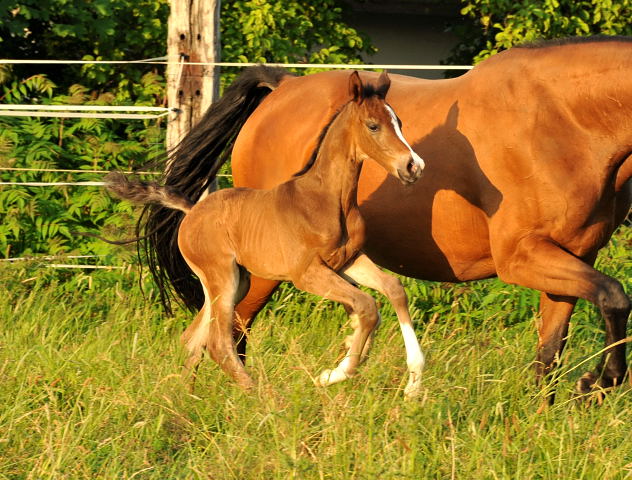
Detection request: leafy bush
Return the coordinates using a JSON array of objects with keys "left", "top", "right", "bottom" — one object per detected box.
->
[
  {"left": 221, "top": 0, "right": 374, "bottom": 73},
  {"left": 1, "top": 0, "right": 374, "bottom": 91},
  {"left": 448, "top": 0, "right": 632, "bottom": 65},
  {"left": 0, "top": 0, "right": 169, "bottom": 92},
  {"left": 0, "top": 72, "right": 166, "bottom": 260}
]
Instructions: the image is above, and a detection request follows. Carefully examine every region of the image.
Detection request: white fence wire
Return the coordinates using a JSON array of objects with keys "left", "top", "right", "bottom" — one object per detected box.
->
[
  {"left": 0, "top": 104, "right": 173, "bottom": 119},
  {"left": 0, "top": 57, "right": 473, "bottom": 70}
]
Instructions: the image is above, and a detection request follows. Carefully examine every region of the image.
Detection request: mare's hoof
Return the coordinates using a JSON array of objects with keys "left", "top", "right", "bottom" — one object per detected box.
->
[
  {"left": 574, "top": 372, "right": 618, "bottom": 406},
  {"left": 576, "top": 372, "right": 598, "bottom": 394}
]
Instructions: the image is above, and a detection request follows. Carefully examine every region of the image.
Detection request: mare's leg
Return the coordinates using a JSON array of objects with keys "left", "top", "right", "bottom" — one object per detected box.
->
[
  {"left": 340, "top": 254, "right": 425, "bottom": 398},
  {"left": 181, "top": 258, "right": 255, "bottom": 390},
  {"left": 493, "top": 234, "right": 630, "bottom": 398},
  {"left": 535, "top": 293, "right": 577, "bottom": 407},
  {"left": 293, "top": 261, "right": 380, "bottom": 386},
  {"left": 233, "top": 276, "right": 280, "bottom": 361}
]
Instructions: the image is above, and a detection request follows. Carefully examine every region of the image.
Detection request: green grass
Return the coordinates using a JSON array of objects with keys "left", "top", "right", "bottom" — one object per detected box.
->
[{"left": 1, "top": 226, "right": 630, "bottom": 479}]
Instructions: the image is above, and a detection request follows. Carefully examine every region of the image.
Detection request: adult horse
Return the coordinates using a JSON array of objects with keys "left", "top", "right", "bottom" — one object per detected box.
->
[{"left": 142, "top": 36, "right": 631, "bottom": 403}]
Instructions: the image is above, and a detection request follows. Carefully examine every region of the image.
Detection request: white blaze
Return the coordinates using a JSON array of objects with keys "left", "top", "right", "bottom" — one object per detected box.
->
[{"left": 385, "top": 104, "right": 425, "bottom": 171}]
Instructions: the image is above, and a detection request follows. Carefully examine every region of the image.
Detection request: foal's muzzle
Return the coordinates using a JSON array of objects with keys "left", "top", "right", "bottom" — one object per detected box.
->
[{"left": 397, "top": 156, "right": 424, "bottom": 185}]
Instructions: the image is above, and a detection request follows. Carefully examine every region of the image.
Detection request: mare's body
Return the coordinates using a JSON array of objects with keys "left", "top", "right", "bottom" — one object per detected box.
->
[{"left": 142, "top": 37, "right": 632, "bottom": 404}]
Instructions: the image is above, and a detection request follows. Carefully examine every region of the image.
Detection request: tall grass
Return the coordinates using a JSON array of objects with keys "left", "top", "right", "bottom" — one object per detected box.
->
[{"left": 1, "top": 226, "right": 630, "bottom": 479}]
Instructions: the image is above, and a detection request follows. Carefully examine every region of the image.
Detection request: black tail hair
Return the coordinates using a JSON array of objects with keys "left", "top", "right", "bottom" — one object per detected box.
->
[{"left": 139, "top": 65, "right": 292, "bottom": 314}]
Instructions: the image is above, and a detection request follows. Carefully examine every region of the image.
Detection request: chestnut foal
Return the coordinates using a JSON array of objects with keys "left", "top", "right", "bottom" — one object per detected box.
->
[{"left": 106, "top": 72, "right": 425, "bottom": 396}]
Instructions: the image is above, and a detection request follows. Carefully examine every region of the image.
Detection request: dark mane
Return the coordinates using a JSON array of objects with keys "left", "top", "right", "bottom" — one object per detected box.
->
[
  {"left": 359, "top": 82, "right": 387, "bottom": 99},
  {"left": 293, "top": 78, "right": 385, "bottom": 177},
  {"left": 517, "top": 35, "right": 632, "bottom": 49}
]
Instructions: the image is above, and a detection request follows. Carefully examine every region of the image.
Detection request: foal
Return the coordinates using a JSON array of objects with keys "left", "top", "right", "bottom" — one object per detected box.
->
[{"left": 107, "top": 72, "right": 426, "bottom": 396}]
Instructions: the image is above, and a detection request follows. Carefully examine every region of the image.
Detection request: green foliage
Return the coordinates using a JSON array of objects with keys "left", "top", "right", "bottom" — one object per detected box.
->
[
  {"left": 0, "top": 0, "right": 169, "bottom": 91},
  {"left": 0, "top": 73, "right": 166, "bottom": 260},
  {"left": 1, "top": 0, "right": 374, "bottom": 90},
  {"left": 449, "top": 0, "right": 632, "bottom": 64},
  {"left": 221, "top": 0, "right": 375, "bottom": 66},
  {"left": 219, "top": 1, "right": 375, "bottom": 86}
]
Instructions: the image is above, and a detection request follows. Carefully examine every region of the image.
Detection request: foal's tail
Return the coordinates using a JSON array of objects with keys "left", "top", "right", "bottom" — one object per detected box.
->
[
  {"left": 140, "top": 65, "right": 292, "bottom": 315},
  {"left": 105, "top": 172, "right": 193, "bottom": 213}
]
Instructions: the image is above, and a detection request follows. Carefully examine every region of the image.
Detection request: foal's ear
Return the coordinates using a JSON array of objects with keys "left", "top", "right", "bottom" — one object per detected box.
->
[
  {"left": 349, "top": 71, "right": 364, "bottom": 104},
  {"left": 375, "top": 70, "right": 391, "bottom": 99}
]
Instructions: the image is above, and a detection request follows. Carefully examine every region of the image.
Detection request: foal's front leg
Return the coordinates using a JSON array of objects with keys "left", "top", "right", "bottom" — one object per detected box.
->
[
  {"left": 293, "top": 261, "right": 381, "bottom": 386},
  {"left": 340, "top": 253, "right": 425, "bottom": 398}
]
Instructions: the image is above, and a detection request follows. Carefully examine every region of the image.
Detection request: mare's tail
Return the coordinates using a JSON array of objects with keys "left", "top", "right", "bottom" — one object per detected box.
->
[
  {"left": 140, "top": 65, "right": 292, "bottom": 314},
  {"left": 105, "top": 172, "right": 193, "bottom": 213}
]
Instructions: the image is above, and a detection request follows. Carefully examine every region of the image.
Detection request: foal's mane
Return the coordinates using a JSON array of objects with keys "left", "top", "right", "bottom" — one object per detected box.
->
[
  {"left": 517, "top": 35, "right": 632, "bottom": 49},
  {"left": 292, "top": 80, "right": 384, "bottom": 178},
  {"left": 292, "top": 106, "right": 345, "bottom": 177}
]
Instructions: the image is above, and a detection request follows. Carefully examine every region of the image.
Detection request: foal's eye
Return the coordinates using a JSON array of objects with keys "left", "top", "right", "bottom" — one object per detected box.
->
[{"left": 367, "top": 122, "right": 380, "bottom": 132}]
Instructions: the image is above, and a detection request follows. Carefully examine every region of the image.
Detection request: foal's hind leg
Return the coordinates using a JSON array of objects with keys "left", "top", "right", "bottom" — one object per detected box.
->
[
  {"left": 180, "top": 301, "right": 209, "bottom": 390},
  {"left": 206, "top": 261, "right": 255, "bottom": 389},
  {"left": 293, "top": 261, "right": 380, "bottom": 386},
  {"left": 340, "top": 254, "right": 425, "bottom": 398},
  {"left": 181, "top": 258, "right": 255, "bottom": 390}
]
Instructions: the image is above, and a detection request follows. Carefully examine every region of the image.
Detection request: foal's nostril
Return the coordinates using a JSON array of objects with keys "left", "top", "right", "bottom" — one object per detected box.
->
[{"left": 407, "top": 158, "right": 418, "bottom": 176}]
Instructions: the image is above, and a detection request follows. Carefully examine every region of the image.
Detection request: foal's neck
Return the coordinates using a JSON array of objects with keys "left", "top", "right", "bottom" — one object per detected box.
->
[{"left": 302, "top": 105, "right": 363, "bottom": 212}]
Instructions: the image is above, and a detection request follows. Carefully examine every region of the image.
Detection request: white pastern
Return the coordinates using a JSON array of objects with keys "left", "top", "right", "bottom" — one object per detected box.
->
[
  {"left": 186, "top": 283, "right": 213, "bottom": 353},
  {"left": 317, "top": 368, "right": 351, "bottom": 386},
  {"left": 317, "top": 356, "right": 355, "bottom": 387},
  {"left": 181, "top": 257, "right": 215, "bottom": 354},
  {"left": 400, "top": 322, "right": 424, "bottom": 398},
  {"left": 385, "top": 104, "right": 425, "bottom": 170},
  {"left": 318, "top": 313, "right": 371, "bottom": 386}
]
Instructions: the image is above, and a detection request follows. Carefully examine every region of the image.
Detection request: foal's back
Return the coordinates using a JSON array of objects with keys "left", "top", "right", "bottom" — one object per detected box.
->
[{"left": 178, "top": 175, "right": 355, "bottom": 282}]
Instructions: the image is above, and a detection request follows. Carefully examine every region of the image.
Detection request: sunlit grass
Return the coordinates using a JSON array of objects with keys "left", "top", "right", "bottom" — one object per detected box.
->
[{"left": 0, "top": 226, "right": 630, "bottom": 479}]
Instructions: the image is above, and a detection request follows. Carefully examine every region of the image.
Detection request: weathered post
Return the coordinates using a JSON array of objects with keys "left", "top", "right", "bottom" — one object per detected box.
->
[{"left": 166, "top": 0, "right": 221, "bottom": 151}]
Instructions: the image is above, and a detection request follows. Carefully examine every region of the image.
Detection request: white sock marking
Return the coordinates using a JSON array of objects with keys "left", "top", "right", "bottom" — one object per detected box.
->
[
  {"left": 186, "top": 283, "right": 213, "bottom": 353},
  {"left": 400, "top": 322, "right": 424, "bottom": 397},
  {"left": 401, "top": 322, "right": 424, "bottom": 372}
]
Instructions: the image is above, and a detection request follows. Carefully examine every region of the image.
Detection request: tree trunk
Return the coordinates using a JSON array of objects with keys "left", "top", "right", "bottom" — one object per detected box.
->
[{"left": 166, "top": 0, "right": 221, "bottom": 152}]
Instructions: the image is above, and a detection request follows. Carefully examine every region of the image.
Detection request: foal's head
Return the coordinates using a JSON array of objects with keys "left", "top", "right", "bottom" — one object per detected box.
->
[{"left": 347, "top": 71, "right": 424, "bottom": 184}]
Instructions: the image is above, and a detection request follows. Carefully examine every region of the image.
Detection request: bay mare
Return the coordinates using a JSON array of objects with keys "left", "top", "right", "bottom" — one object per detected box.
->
[
  {"left": 108, "top": 72, "right": 426, "bottom": 395},
  {"left": 142, "top": 36, "right": 632, "bottom": 405}
]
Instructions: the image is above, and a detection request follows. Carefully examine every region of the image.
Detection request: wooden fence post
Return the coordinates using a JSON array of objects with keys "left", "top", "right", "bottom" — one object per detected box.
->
[{"left": 166, "top": 0, "right": 221, "bottom": 152}]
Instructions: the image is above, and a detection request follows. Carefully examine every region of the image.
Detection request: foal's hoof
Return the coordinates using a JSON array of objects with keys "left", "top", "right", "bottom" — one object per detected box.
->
[
  {"left": 403, "top": 379, "right": 422, "bottom": 400},
  {"left": 237, "top": 377, "right": 257, "bottom": 393},
  {"left": 316, "top": 368, "right": 352, "bottom": 387}
]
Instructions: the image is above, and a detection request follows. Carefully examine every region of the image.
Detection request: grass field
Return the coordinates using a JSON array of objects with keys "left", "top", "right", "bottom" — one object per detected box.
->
[{"left": 1, "top": 226, "right": 630, "bottom": 479}]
